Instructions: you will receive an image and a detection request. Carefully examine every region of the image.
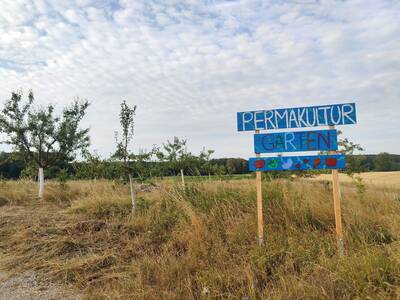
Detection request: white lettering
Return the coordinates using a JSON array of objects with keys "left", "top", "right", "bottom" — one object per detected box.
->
[
  {"left": 264, "top": 110, "right": 276, "bottom": 129},
  {"left": 297, "top": 108, "right": 308, "bottom": 127},
  {"left": 275, "top": 110, "right": 289, "bottom": 128},
  {"left": 318, "top": 106, "right": 330, "bottom": 126},
  {"left": 306, "top": 107, "right": 317, "bottom": 126},
  {"left": 331, "top": 106, "right": 341, "bottom": 125},
  {"left": 241, "top": 104, "right": 355, "bottom": 131},
  {"left": 284, "top": 132, "right": 296, "bottom": 150},
  {"left": 289, "top": 109, "right": 299, "bottom": 128},
  {"left": 254, "top": 111, "right": 265, "bottom": 130},
  {"left": 242, "top": 112, "right": 254, "bottom": 131},
  {"left": 342, "top": 104, "right": 355, "bottom": 124}
]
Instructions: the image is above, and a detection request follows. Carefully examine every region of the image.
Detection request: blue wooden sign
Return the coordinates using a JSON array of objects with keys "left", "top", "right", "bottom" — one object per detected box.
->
[
  {"left": 249, "top": 154, "right": 345, "bottom": 171},
  {"left": 237, "top": 103, "right": 356, "bottom": 132},
  {"left": 254, "top": 129, "right": 337, "bottom": 154}
]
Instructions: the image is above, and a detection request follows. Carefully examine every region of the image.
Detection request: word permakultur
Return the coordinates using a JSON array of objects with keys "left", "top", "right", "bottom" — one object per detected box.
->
[{"left": 237, "top": 103, "right": 356, "bottom": 131}]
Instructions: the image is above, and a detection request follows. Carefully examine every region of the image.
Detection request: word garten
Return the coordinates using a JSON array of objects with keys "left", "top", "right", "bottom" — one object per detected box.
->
[{"left": 254, "top": 129, "right": 337, "bottom": 154}]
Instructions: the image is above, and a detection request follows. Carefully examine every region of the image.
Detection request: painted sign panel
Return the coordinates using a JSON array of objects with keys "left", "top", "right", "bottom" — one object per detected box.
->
[
  {"left": 237, "top": 103, "right": 356, "bottom": 132},
  {"left": 254, "top": 129, "right": 337, "bottom": 154},
  {"left": 249, "top": 154, "right": 345, "bottom": 171}
]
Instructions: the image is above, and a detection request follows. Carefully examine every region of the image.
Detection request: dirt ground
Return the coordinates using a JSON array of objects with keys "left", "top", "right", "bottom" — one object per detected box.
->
[
  {"left": 0, "top": 203, "right": 81, "bottom": 300},
  {"left": 0, "top": 271, "right": 80, "bottom": 300}
]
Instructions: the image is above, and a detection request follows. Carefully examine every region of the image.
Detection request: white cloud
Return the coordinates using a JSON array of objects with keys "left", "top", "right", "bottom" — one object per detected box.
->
[{"left": 0, "top": 0, "right": 399, "bottom": 158}]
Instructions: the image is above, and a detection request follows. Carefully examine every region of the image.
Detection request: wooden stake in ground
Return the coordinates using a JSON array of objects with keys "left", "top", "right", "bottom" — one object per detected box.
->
[
  {"left": 330, "top": 125, "right": 344, "bottom": 255},
  {"left": 38, "top": 167, "right": 44, "bottom": 199},
  {"left": 128, "top": 174, "right": 135, "bottom": 213},
  {"left": 255, "top": 129, "right": 264, "bottom": 246},
  {"left": 181, "top": 169, "right": 185, "bottom": 188}
]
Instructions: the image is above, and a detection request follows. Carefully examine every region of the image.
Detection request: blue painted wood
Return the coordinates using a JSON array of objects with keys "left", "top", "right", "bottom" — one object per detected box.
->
[
  {"left": 254, "top": 129, "right": 338, "bottom": 154},
  {"left": 237, "top": 103, "right": 356, "bottom": 131},
  {"left": 249, "top": 154, "right": 345, "bottom": 171}
]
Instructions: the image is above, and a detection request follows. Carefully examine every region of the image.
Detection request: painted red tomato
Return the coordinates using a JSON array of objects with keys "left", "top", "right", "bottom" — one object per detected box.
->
[
  {"left": 326, "top": 157, "right": 338, "bottom": 167},
  {"left": 254, "top": 160, "right": 265, "bottom": 169}
]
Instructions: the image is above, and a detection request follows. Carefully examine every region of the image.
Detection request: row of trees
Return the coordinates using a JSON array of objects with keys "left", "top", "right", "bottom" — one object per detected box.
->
[
  {"left": 0, "top": 151, "right": 247, "bottom": 180},
  {"left": 3, "top": 151, "right": 397, "bottom": 181},
  {"left": 0, "top": 90, "right": 234, "bottom": 203}
]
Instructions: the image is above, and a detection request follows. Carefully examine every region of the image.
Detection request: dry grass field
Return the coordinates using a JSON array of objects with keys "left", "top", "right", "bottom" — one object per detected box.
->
[
  {"left": 311, "top": 171, "right": 400, "bottom": 189},
  {"left": 0, "top": 176, "right": 399, "bottom": 299}
]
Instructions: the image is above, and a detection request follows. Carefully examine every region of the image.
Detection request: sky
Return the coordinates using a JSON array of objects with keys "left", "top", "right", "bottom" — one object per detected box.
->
[{"left": 0, "top": 0, "right": 399, "bottom": 159}]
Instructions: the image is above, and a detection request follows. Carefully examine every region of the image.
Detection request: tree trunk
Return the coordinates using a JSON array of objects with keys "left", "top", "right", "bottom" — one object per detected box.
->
[
  {"left": 38, "top": 167, "right": 44, "bottom": 199},
  {"left": 129, "top": 174, "right": 135, "bottom": 212}
]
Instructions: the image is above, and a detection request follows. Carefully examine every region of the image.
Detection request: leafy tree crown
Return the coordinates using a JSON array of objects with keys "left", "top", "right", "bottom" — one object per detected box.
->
[{"left": 0, "top": 90, "right": 90, "bottom": 168}]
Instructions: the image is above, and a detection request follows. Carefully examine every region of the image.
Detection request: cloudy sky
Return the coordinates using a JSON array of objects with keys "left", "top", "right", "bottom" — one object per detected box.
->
[{"left": 1, "top": 0, "right": 399, "bottom": 158}]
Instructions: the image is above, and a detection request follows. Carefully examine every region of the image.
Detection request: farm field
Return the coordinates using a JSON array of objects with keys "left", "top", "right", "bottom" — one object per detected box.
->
[
  {"left": 311, "top": 171, "right": 400, "bottom": 189},
  {"left": 0, "top": 178, "right": 399, "bottom": 299}
]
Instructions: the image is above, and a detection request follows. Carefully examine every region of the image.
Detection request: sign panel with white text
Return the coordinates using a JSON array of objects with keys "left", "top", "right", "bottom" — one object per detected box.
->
[
  {"left": 254, "top": 129, "right": 338, "bottom": 154},
  {"left": 237, "top": 103, "right": 356, "bottom": 132}
]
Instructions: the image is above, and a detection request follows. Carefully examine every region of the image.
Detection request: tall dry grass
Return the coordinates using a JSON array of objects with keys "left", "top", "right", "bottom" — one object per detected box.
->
[{"left": 0, "top": 178, "right": 399, "bottom": 299}]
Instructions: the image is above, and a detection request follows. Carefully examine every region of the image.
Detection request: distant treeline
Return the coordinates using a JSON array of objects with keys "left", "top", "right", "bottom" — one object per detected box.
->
[
  {"left": 358, "top": 154, "right": 400, "bottom": 172},
  {"left": 0, "top": 151, "right": 399, "bottom": 180},
  {"left": 0, "top": 151, "right": 248, "bottom": 180}
]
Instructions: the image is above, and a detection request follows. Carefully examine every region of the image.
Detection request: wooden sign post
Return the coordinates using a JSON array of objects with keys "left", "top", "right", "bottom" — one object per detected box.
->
[
  {"left": 237, "top": 103, "right": 357, "bottom": 252},
  {"left": 330, "top": 125, "right": 344, "bottom": 255},
  {"left": 255, "top": 130, "right": 264, "bottom": 246}
]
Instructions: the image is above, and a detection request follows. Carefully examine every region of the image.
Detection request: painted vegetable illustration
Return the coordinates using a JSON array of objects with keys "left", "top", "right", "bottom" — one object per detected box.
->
[
  {"left": 268, "top": 159, "right": 278, "bottom": 168},
  {"left": 254, "top": 159, "right": 265, "bottom": 169},
  {"left": 313, "top": 157, "right": 321, "bottom": 167},
  {"left": 326, "top": 157, "right": 338, "bottom": 167},
  {"left": 282, "top": 158, "right": 293, "bottom": 169}
]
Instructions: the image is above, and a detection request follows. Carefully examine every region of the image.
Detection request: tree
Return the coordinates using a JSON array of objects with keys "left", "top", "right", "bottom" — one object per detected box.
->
[
  {"left": 75, "top": 151, "right": 104, "bottom": 180},
  {"left": 114, "top": 100, "right": 137, "bottom": 211},
  {"left": 156, "top": 137, "right": 187, "bottom": 176},
  {"left": 338, "top": 136, "right": 365, "bottom": 176},
  {"left": 337, "top": 133, "right": 366, "bottom": 199},
  {"left": 226, "top": 158, "right": 236, "bottom": 175},
  {"left": 199, "top": 148, "right": 215, "bottom": 178},
  {"left": 0, "top": 151, "right": 26, "bottom": 179},
  {"left": 130, "top": 147, "right": 158, "bottom": 181},
  {"left": 374, "top": 152, "right": 393, "bottom": 171},
  {"left": 0, "top": 90, "right": 90, "bottom": 198}
]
